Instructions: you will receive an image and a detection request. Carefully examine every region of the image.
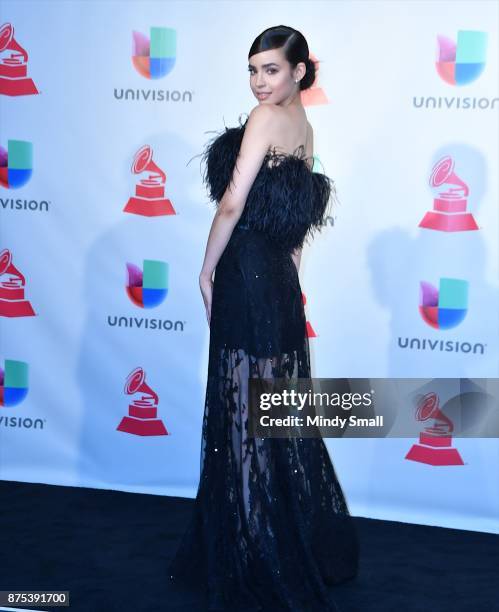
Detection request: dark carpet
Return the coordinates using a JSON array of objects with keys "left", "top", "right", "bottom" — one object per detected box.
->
[{"left": 0, "top": 480, "right": 498, "bottom": 612}]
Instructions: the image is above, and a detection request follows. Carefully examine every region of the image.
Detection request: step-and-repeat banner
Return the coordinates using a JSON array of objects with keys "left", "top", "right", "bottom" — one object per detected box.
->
[{"left": 1, "top": 1, "right": 498, "bottom": 534}]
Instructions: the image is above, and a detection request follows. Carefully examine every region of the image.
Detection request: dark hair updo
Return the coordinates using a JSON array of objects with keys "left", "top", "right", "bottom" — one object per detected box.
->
[{"left": 248, "top": 25, "right": 316, "bottom": 91}]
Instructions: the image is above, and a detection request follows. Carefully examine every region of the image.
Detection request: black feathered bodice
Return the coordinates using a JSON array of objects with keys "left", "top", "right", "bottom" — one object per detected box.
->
[{"left": 201, "top": 115, "right": 335, "bottom": 253}]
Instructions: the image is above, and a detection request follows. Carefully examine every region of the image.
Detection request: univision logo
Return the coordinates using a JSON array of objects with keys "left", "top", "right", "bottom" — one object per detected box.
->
[
  {"left": 397, "top": 278, "right": 486, "bottom": 354},
  {"left": 419, "top": 278, "right": 468, "bottom": 330},
  {"left": 132, "top": 27, "right": 175, "bottom": 79},
  {"left": 0, "top": 358, "right": 43, "bottom": 429},
  {"left": 0, "top": 141, "right": 50, "bottom": 212},
  {"left": 0, "top": 139, "right": 32, "bottom": 188},
  {"left": 114, "top": 27, "right": 193, "bottom": 103},
  {"left": 107, "top": 259, "right": 185, "bottom": 331},
  {"left": 126, "top": 259, "right": 168, "bottom": 308},
  {"left": 0, "top": 359, "right": 28, "bottom": 406},
  {"left": 0, "top": 415, "right": 44, "bottom": 429},
  {"left": 435, "top": 30, "right": 487, "bottom": 86},
  {"left": 413, "top": 29, "right": 498, "bottom": 111}
]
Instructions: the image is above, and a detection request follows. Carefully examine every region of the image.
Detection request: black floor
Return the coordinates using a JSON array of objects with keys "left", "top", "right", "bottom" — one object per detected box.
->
[{"left": 0, "top": 480, "right": 498, "bottom": 612}]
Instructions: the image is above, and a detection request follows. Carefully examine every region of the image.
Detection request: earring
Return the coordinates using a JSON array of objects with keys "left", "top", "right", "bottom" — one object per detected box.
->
[{"left": 295, "top": 79, "right": 298, "bottom": 83}]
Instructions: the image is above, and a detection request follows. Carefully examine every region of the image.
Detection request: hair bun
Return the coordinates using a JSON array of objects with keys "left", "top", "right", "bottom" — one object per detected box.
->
[{"left": 300, "top": 56, "right": 316, "bottom": 91}]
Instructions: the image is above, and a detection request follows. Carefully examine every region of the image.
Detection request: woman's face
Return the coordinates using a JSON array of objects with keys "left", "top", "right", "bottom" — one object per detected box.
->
[{"left": 248, "top": 48, "right": 303, "bottom": 104}]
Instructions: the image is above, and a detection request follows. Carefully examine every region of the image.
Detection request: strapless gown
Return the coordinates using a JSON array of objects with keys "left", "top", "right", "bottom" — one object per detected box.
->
[{"left": 168, "top": 115, "right": 359, "bottom": 611}]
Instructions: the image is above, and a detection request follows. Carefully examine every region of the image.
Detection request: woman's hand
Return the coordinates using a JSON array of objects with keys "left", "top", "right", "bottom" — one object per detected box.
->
[{"left": 199, "top": 272, "right": 213, "bottom": 326}]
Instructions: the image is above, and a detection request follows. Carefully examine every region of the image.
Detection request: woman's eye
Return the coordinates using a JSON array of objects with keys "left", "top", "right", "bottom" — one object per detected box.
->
[{"left": 248, "top": 69, "right": 277, "bottom": 75}]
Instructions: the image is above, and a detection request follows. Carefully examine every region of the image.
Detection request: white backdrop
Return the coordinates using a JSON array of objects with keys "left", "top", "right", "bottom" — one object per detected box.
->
[{"left": 1, "top": 0, "right": 498, "bottom": 534}]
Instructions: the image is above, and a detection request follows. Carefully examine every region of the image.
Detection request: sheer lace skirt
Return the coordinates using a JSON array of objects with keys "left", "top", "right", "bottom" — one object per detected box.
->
[{"left": 168, "top": 227, "right": 359, "bottom": 611}]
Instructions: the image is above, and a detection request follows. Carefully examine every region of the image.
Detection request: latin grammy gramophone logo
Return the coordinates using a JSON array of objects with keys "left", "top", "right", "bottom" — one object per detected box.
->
[
  {"left": 0, "top": 249, "right": 36, "bottom": 317},
  {"left": 0, "top": 359, "right": 29, "bottom": 406},
  {"left": 0, "top": 140, "right": 33, "bottom": 189},
  {"left": 132, "top": 27, "right": 176, "bottom": 80},
  {"left": 405, "top": 392, "right": 464, "bottom": 466},
  {"left": 302, "top": 292, "right": 317, "bottom": 338},
  {"left": 124, "top": 145, "right": 176, "bottom": 216},
  {"left": 436, "top": 30, "right": 487, "bottom": 86},
  {"left": 0, "top": 23, "right": 39, "bottom": 96},
  {"left": 117, "top": 367, "right": 169, "bottom": 436},
  {"left": 301, "top": 52, "right": 328, "bottom": 107},
  {"left": 126, "top": 259, "right": 168, "bottom": 308},
  {"left": 419, "top": 278, "right": 468, "bottom": 330},
  {"left": 419, "top": 156, "right": 478, "bottom": 232}
]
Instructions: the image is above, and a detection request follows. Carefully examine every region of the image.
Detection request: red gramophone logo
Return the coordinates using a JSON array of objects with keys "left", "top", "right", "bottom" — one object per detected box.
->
[
  {"left": 405, "top": 391, "right": 464, "bottom": 466},
  {"left": 419, "top": 155, "right": 478, "bottom": 232},
  {"left": 123, "top": 145, "right": 176, "bottom": 216},
  {"left": 117, "top": 367, "right": 169, "bottom": 436},
  {"left": 0, "top": 23, "right": 39, "bottom": 97},
  {"left": 301, "top": 52, "right": 328, "bottom": 107},
  {"left": 0, "top": 249, "right": 36, "bottom": 317},
  {"left": 302, "top": 292, "right": 317, "bottom": 338}
]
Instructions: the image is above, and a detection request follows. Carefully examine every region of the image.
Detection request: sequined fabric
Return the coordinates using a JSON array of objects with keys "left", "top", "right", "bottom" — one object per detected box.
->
[{"left": 167, "top": 119, "right": 359, "bottom": 611}]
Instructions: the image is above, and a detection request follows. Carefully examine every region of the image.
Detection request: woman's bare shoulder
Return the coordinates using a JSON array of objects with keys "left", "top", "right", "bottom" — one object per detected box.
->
[
  {"left": 246, "top": 105, "right": 285, "bottom": 149},
  {"left": 248, "top": 103, "right": 279, "bottom": 123}
]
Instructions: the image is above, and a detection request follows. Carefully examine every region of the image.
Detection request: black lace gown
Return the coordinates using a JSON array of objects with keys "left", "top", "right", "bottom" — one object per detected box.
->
[{"left": 168, "top": 116, "right": 359, "bottom": 611}]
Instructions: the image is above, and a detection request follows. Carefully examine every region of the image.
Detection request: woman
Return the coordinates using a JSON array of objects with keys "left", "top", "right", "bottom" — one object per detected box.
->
[{"left": 168, "top": 25, "right": 359, "bottom": 612}]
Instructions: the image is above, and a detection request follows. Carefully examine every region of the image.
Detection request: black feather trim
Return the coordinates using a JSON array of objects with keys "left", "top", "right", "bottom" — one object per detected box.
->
[
  {"left": 200, "top": 114, "right": 248, "bottom": 205},
  {"left": 200, "top": 116, "right": 337, "bottom": 253}
]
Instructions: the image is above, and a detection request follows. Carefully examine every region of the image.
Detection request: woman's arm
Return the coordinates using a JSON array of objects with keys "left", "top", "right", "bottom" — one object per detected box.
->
[{"left": 199, "top": 104, "right": 276, "bottom": 324}]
